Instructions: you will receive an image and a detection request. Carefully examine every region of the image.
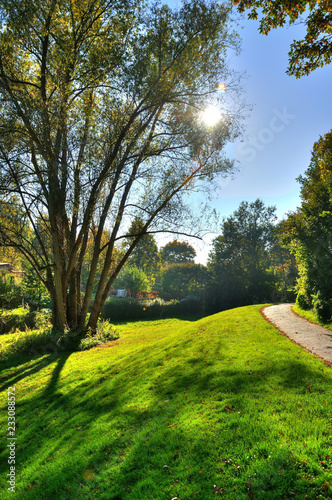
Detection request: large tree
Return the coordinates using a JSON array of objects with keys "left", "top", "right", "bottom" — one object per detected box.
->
[
  {"left": 0, "top": 0, "right": 242, "bottom": 333},
  {"left": 234, "top": 0, "right": 332, "bottom": 77},
  {"left": 281, "top": 130, "right": 332, "bottom": 320},
  {"left": 160, "top": 240, "right": 196, "bottom": 265},
  {"left": 207, "top": 199, "right": 277, "bottom": 311},
  {"left": 123, "top": 217, "right": 160, "bottom": 281}
]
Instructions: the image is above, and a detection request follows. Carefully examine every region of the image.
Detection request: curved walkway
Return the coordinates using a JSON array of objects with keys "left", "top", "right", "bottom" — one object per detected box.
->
[{"left": 262, "top": 303, "right": 332, "bottom": 364}]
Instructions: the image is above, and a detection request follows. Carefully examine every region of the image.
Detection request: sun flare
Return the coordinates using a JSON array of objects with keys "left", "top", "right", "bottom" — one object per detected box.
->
[{"left": 201, "top": 105, "right": 222, "bottom": 126}]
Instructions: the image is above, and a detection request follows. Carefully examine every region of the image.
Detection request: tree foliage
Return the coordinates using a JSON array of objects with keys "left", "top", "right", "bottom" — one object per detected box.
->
[
  {"left": 0, "top": 197, "right": 29, "bottom": 269},
  {"left": 161, "top": 262, "right": 207, "bottom": 298},
  {"left": 234, "top": 0, "right": 332, "bottom": 77},
  {"left": 0, "top": 0, "right": 242, "bottom": 332},
  {"left": 207, "top": 199, "right": 277, "bottom": 311},
  {"left": 160, "top": 240, "right": 196, "bottom": 265},
  {"left": 114, "top": 266, "right": 151, "bottom": 297},
  {"left": 281, "top": 130, "right": 332, "bottom": 320},
  {"left": 123, "top": 217, "right": 161, "bottom": 280}
]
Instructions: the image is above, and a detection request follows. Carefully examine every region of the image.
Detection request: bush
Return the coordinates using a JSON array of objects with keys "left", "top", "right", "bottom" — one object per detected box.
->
[
  {"left": 312, "top": 292, "right": 332, "bottom": 322},
  {"left": 22, "top": 266, "right": 51, "bottom": 309},
  {"left": 114, "top": 266, "right": 151, "bottom": 296},
  {"left": 0, "top": 316, "right": 118, "bottom": 359},
  {"left": 296, "top": 290, "right": 311, "bottom": 310},
  {"left": 0, "top": 274, "right": 23, "bottom": 309},
  {"left": 1, "top": 326, "right": 64, "bottom": 359},
  {"left": 0, "top": 307, "right": 52, "bottom": 334},
  {"left": 102, "top": 296, "right": 203, "bottom": 322},
  {"left": 79, "top": 320, "right": 119, "bottom": 351}
]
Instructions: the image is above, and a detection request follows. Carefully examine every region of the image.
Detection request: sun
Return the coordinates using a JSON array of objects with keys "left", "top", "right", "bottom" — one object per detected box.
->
[{"left": 201, "top": 105, "right": 222, "bottom": 126}]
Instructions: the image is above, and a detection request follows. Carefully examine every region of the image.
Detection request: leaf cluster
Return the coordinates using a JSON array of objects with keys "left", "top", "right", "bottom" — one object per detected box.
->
[{"left": 234, "top": 0, "right": 332, "bottom": 77}]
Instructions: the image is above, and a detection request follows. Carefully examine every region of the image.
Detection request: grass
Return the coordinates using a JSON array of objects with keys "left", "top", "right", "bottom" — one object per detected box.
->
[
  {"left": 0, "top": 305, "right": 331, "bottom": 499},
  {"left": 293, "top": 304, "right": 332, "bottom": 331},
  {"left": 0, "top": 307, "right": 52, "bottom": 335}
]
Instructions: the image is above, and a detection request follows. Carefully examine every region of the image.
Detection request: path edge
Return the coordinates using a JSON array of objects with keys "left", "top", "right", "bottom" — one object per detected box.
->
[{"left": 260, "top": 305, "right": 332, "bottom": 367}]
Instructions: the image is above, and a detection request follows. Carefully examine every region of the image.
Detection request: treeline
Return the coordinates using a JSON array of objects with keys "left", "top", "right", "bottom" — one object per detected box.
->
[
  {"left": 115, "top": 129, "right": 332, "bottom": 323},
  {"left": 108, "top": 199, "right": 298, "bottom": 317},
  {"left": 2, "top": 130, "right": 332, "bottom": 322},
  {"left": 207, "top": 129, "right": 332, "bottom": 320},
  {"left": 280, "top": 130, "right": 332, "bottom": 321}
]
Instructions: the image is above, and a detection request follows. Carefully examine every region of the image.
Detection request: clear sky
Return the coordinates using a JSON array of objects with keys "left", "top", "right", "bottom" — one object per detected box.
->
[{"left": 165, "top": 1, "right": 332, "bottom": 263}]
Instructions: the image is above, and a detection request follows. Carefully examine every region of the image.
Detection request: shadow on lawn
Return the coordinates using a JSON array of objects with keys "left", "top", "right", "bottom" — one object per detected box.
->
[
  {"left": 4, "top": 334, "right": 331, "bottom": 500},
  {"left": 0, "top": 332, "right": 75, "bottom": 393}
]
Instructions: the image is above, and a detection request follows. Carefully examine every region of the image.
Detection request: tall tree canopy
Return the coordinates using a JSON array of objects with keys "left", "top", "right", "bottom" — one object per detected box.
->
[
  {"left": 281, "top": 130, "right": 332, "bottom": 320},
  {"left": 0, "top": 0, "right": 242, "bottom": 332},
  {"left": 160, "top": 240, "right": 196, "bottom": 265},
  {"left": 234, "top": 0, "right": 332, "bottom": 77},
  {"left": 161, "top": 262, "right": 207, "bottom": 299},
  {"left": 123, "top": 217, "right": 160, "bottom": 280},
  {"left": 207, "top": 199, "right": 277, "bottom": 311}
]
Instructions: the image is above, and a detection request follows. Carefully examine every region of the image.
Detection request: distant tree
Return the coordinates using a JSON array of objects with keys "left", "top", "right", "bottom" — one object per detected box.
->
[
  {"left": 269, "top": 223, "right": 298, "bottom": 301},
  {"left": 0, "top": 0, "right": 242, "bottom": 333},
  {"left": 281, "top": 130, "right": 332, "bottom": 320},
  {"left": 207, "top": 199, "right": 277, "bottom": 311},
  {"left": 124, "top": 217, "right": 161, "bottom": 281},
  {"left": 234, "top": 0, "right": 332, "bottom": 77},
  {"left": 161, "top": 262, "right": 207, "bottom": 298},
  {"left": 22, "top": 264, "right": 50, "bottom": 309},
  {"left": 160, "top": 240, "right": 196, "bottom": 265},
  {"left": 114, "top": 266, "right": 151, "bottom": 297}
]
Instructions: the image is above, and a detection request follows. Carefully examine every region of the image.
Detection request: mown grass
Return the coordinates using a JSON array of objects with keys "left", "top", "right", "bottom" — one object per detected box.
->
[
  {"left": 293, "top": 304, "right": 332, "bottom": 331},
  {"left": 0, "top": 305, "right": 331, "bottom": 500}
]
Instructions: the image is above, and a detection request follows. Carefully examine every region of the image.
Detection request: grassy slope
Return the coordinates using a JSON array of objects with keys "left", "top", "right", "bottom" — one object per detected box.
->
[{"left": 0, "top": 305, "right": 331, "bottom": 500}]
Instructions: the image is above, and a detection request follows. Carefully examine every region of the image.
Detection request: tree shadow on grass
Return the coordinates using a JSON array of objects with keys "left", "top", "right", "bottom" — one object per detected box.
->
[
  {"left": 4, "top": 333, "right": 331, "bottom": 500},
  {"left": 0, "top": 329, "right": 76, "bottom": 394}
]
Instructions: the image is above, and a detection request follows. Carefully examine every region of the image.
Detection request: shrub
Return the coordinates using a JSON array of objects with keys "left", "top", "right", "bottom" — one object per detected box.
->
[
  {"left": 79, "top": 320, "right": 119, "bottom": 351},
  {"left": 296, "top": 290, "right": 311, "bottom": 310},
  {"left": 0, "top": 307, "right": 52, "bottom": 334},
  {"left": 114, "top": 266, "right": 151, "bottom": 296},
  {"left": 312, "top": 292, "right": 332, "bottom": 322},
  {"left": 0, "top": 274, "right": 23, "bottom": 309},
  {"left": 102, "top": 296, "right": 203, "bottom": 322},
  {"left": 1, "top": 327, "right": 63, "bottom": 359},
  {"left": 22, "top": 266, "right": 51, "bottom": 309}
]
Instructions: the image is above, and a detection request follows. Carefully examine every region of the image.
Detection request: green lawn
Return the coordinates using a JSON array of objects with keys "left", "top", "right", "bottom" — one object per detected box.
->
[{"left": 0, "top": 305, "right": 331, "bottom": 499}]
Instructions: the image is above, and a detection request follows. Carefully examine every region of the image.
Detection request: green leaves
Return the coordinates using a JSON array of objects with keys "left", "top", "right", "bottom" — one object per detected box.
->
[
  {"left": 234, "top": 0, "right": 332, "bottom": 78},
  {"left": 281, "top": 130, "right": 332, "bottom": 320},
  {"left": 0, "top": 0, "right": 242, "bottom": 330}
]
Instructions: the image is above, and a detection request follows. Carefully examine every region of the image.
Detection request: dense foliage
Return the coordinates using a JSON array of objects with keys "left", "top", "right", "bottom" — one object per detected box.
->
[
  {"left": 281, "top": 130, "right": 332, "bottom": 321},
  {"left": 114, "top": 266, "right": 151, "bottom": 297},
  {"left": 161, "top": 262, "right": 207, "bottom": 299},
  {"left": 0, "top": 0, "right": 242, "bottom": 333},
  {"left": 160, "top": 240, "right": 196, "bottom": 265},
  {"left": 206, "top": 199, "right": 294, "bottom": 312}
]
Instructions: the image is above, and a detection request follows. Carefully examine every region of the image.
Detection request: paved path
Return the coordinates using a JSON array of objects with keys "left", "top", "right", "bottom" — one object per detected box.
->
[{"left": 262, "top": 303, "right": 332, "bottom": 363}]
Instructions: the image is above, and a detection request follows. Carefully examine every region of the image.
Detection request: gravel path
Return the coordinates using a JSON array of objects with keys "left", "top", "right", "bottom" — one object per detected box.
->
[{"left": 262, "top": 303, "right": 332, "bottom": 364}]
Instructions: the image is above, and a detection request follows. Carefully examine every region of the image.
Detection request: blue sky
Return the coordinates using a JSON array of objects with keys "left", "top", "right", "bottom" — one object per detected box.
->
[
  {"left": 217, "top": 14, "right": 332, "bottom": 217},
  {"left": 164, "top": 1, "right": 332, "bottom": 262}
]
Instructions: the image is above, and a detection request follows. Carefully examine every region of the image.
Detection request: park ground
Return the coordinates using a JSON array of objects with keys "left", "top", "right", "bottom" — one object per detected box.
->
[{"left": 0, "top": 304, "right": 332, "bottom": 499}]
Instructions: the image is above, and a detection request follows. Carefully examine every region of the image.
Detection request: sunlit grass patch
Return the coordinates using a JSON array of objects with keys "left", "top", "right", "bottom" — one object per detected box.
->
[{"left": 0, "top": 305, "right": 331, "bottom": 499}]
